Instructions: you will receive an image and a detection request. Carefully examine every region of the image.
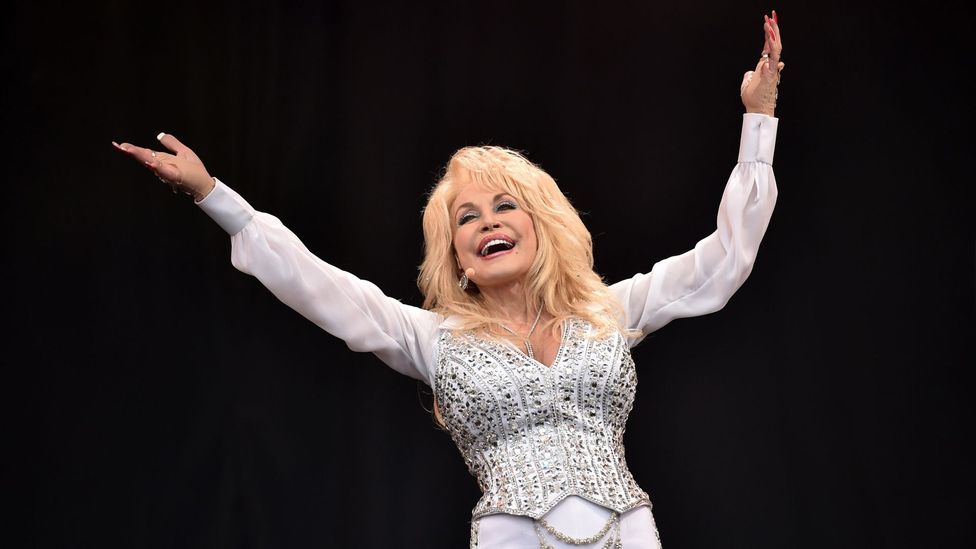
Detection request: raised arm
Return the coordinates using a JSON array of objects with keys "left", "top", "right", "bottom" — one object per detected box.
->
[
  {"left": 113, "top": 135, "right": 441, "bottom": 385},
  {"left": 611, "top": 12, "right": 783, "bottom": 345}
]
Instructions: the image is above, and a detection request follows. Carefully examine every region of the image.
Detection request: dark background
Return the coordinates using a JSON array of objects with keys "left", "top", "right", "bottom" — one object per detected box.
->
[{"left": 5, "top": 1, "right": 973, "bottom": 547}]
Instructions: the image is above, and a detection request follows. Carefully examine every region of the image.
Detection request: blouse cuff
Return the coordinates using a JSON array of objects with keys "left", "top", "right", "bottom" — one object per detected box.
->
[
  {"left": 194, "top": 178, "right": 256, "bottom": 236},
  {"left": 737, "top": 113, "right": 778, "bottom": 165}
]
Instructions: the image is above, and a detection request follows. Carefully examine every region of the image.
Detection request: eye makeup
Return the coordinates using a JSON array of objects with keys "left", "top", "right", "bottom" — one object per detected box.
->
[
  {"left": 456, "top": 197, "right": 520, "bottom": 226},
  {"left": 457, "top": 195, "right": 518, "bottom": 227},
  {"left": 458, "top": 211, "right": 478, "bottom": 225}
]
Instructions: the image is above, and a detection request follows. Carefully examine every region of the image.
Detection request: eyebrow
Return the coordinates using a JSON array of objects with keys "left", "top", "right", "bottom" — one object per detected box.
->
[{"left": 454, "top": 193, "right": 513, "bottom": 218}]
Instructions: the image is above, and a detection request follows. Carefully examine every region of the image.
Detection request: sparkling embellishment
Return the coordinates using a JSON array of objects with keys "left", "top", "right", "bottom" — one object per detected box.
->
[
  {"left": 434, "top": 318, "right": 650, "bottom": 521},
  {"left": 470, "top": 519, "right": 480, "bottom": 549},
  {"left": 535, "top": 511, "right": 621, "bottom": 548}
]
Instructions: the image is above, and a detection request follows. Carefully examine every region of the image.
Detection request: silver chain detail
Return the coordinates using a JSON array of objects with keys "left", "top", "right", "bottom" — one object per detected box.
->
[
  {"left": 534, "top": 511, "right": 621, "bottom": 548},
  {"left": 498, "top": 304, "right": 543, "bottom": 360}
]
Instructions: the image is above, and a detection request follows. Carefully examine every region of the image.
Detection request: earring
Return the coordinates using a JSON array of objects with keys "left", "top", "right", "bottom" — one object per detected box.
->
[{"left": 458, "top": 271, "right": 469, "bottom": 291}]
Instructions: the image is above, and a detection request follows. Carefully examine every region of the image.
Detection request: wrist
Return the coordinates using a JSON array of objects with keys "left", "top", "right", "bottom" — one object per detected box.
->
[
  {"left": 746, "top": 81, "right": 778, "bottom": 117},
  {"left": 746, "top": 106, "right": 776, "bottom": 117},
  {"left": 193, "top": 177, "right": 216, "bottom": 202}
]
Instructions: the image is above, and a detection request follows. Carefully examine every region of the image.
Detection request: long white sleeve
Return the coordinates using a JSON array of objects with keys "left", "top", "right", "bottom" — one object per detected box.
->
[
  {"left": 611, "top": 113, "right": 779, "bottom": 346},
  {"left": 195, "top": 181, "right": 442, "bottom": 385}
]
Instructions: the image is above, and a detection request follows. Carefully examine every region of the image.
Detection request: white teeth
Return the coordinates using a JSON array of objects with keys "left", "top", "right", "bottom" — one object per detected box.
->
[{"left": 480, "top": 239, "right": 513, "bottom": 256}]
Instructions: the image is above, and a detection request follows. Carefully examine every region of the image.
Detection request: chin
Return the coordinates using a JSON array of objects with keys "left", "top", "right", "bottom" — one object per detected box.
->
[{"left": 473, "top": 270, "right": 529, "bottom": 289}]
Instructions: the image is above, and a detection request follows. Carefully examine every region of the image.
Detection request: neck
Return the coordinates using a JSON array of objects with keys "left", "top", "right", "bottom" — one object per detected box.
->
[{"left": 477, "top": 280, "right": 538, "bottom": 328}]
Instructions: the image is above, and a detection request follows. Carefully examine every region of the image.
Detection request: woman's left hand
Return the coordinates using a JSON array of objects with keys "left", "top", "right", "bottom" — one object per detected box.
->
[
  {"left": 112, "top": 133, "right": 215, "bottom": 201},
  {"left": 741, "top": 11, "right": 785, "bottom": 116}
]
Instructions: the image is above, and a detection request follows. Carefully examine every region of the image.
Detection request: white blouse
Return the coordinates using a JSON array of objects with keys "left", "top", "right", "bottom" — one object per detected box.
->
[{"left": 195, "top": 113, "right": 779, "bottom": 547}]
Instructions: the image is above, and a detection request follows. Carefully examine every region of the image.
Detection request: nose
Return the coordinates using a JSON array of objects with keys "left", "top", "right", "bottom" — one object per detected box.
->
[
  {"left": 480, "top": 218, "right": 501, "bottom": 232},
  {"left": 478, "top": 209, "right": 502, "bottom": 231}
]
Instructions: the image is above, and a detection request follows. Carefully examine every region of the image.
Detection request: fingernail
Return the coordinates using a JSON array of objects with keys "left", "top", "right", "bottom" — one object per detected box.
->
[
  {"left": 156, "top": 132, "right": 165, "bottom": 141},
  {"left": 772, "top": 10, "right": 778, "bottom": 24}
]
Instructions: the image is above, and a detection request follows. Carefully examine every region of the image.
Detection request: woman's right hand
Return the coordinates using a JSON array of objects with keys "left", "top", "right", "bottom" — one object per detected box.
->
[
  {"left": 112, "top": 133, "right": 216, "bottom": 201},
  {"left": 740, "top": 11, "right": 784, "bottom": 117}
]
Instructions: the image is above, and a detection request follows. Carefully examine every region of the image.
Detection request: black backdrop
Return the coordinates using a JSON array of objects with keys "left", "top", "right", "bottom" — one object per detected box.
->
[{"left": 5, "top": 1, "right": 973, "bottom": 548}]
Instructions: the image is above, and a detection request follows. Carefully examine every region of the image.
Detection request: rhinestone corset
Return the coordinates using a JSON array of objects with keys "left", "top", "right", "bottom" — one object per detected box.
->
[{"left": 433, "top": 317, "right": 650, "bottom": 520}]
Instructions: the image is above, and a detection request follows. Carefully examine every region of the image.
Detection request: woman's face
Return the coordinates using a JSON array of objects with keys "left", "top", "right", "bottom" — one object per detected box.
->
[{"left": 451, "top": 183, "right": 537, "bottom": 290}]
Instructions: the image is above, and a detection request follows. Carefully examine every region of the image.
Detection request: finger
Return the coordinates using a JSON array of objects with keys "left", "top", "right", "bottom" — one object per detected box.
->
[
  {"left": 118, "top": 142, "right": 179, "bottom": 168},
  {"left": 769, "top": 13, "right": 782, "bottom": 55},
  {"left": 754, "top": 57, "right": 766, "bottom": 73},
  {"left": 156, "top": 132, "right": 193, "bottom": 156},
  {"left": 756, "top": 54, "right": 776, "bottom": 79},
  {"left": 112, "top": 140, "right": 142, "bottom": 159},
  {"left": 116, "top": 142, "right": 159, "bottom": 164},
  {"left": 147, "top": 148, "right": 179, "bottom": 164},
  {"left": 764, "top": 14, "right": 780, "bottom": 48}
]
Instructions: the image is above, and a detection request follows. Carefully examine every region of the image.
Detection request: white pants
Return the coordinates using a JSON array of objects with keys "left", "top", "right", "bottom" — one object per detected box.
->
[{"left": 473, "top": 496, "right": 662, "bottom": 548}]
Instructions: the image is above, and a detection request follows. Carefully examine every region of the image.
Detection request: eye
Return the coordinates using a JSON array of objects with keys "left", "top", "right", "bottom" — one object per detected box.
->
[
  {"left": 457, "top": 211, "right": 478, "bottom": 226},
  {"left": 496, "top": 200, "right": 518, "bottom": 212}
]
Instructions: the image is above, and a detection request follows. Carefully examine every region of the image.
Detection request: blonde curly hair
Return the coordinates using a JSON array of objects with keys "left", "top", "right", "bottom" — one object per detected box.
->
[{"left": 418, "top": 146, "right": 629, "bottom": 341}]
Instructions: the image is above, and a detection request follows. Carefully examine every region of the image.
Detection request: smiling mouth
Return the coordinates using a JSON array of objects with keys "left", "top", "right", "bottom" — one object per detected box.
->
[{"left": 479, "top": 237, "right": 516, "bottom": 258}]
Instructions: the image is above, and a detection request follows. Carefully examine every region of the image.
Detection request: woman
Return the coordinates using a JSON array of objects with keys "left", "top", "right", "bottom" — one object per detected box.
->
[{"left": 114, "top": 12, "right": 783, "bottom": 549}]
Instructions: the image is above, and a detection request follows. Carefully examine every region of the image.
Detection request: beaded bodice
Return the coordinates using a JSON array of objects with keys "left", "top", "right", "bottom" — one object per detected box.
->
[{"left": 433, "top": 318, "right": 650, "bottom": 520}]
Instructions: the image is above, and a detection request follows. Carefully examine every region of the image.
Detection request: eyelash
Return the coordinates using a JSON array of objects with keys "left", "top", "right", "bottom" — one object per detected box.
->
[{"left": 458, "top": 201, "right": 518, "bottom": 226}]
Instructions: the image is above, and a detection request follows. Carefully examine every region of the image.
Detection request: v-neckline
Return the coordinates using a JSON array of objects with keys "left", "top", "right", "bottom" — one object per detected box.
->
[{"left": 506, "top": 318, "right": 572, "bottom": 370}]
